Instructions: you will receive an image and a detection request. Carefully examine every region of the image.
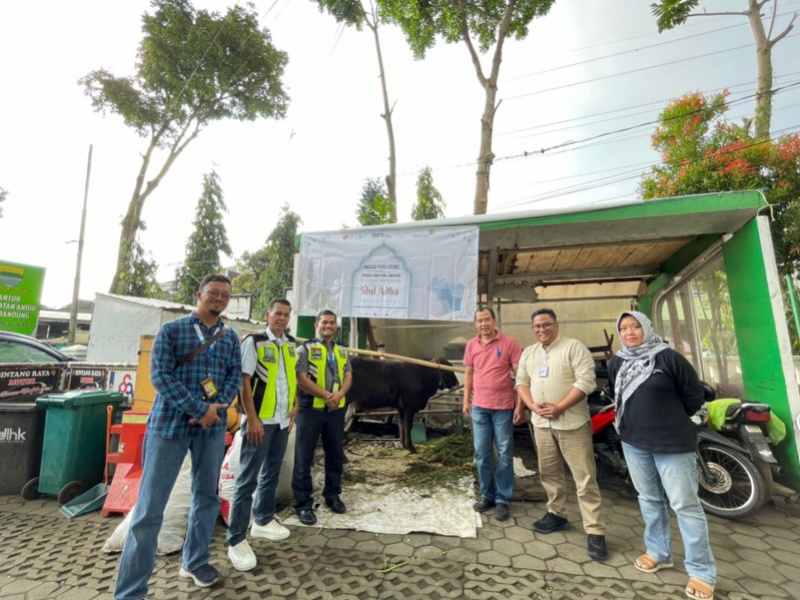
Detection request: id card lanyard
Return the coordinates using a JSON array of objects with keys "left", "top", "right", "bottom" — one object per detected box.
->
[
  {"left": 538, "top": 350, "right": 549, "bottom": 378},
  {"left": 194, "top": 322, "right": 221, "bottom": 377}
]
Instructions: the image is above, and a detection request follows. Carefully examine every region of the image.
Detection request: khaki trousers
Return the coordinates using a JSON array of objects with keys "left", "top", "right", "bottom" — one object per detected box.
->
[{"left": 533, "top": 422, "right": 606, "bottom": 535}]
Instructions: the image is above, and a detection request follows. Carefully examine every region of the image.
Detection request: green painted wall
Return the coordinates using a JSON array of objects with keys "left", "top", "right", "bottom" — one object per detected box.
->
[{"left": 723, "top": 219, "right": 800, "bottom": 488}]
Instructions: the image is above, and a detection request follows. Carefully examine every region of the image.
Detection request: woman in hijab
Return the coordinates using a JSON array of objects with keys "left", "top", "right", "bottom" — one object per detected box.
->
[{"left": 608, "top": 311, "right": 716, "bottom": 600}]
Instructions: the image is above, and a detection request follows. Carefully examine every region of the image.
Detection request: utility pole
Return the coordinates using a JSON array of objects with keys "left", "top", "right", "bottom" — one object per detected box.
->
[{"left": 68, "top": 145, "right": 92, "bottom": 345}]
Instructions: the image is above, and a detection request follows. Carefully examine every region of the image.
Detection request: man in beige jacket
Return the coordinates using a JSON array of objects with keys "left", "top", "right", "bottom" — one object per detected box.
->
[{"left": 515, "top": 308, "right": 607, "bottom": 561}]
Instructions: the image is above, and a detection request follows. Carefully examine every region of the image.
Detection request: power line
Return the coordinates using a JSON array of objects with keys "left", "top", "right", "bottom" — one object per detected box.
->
[
  {"left": 505, "top": 34, "right": 799, "bottom": 101},
  {"left": 505, "top": 7, "right": 800, "bottom": 82},
  {"left": 494, "top": 123, "right": 800, "bottom": 210},
  {"left": 559, "top": 1, "right": 800, "bottom": 54},
  {"left": 496, "top": 80, "right": 800, "bottom": 162},
  {"left": 497, "top": 71, "right": 800, "bottom": 138}
]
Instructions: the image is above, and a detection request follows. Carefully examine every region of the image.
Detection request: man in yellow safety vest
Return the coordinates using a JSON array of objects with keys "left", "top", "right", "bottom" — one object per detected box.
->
[
  {"left": 226, "top": 298, "right": 298, "bottom": 571},
  {"left": 292, "top": 309, "right": 352, "bottom": 525}
]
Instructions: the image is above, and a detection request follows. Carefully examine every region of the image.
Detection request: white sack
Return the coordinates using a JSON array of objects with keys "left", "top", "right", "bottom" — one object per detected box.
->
[{"left": 102, "top": 455, "right": 192, "bottom": 555}]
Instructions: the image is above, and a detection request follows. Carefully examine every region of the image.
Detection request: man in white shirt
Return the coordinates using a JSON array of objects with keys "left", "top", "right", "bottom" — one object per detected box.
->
[
  {"left": 226, "top": 299, "right": 298, "bottom": 571},
  {"left": 516, "top": 308, "right": 607, "bottom": 561}
]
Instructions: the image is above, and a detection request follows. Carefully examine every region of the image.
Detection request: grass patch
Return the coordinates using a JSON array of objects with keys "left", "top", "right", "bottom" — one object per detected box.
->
[{"left": 397, "top": 434, "right": 475, "bottom": 492}]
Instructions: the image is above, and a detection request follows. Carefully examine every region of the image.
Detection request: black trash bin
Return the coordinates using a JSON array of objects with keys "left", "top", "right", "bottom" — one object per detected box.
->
[{"left": 0, "top": 402, "right": 46, "bottom": 498}]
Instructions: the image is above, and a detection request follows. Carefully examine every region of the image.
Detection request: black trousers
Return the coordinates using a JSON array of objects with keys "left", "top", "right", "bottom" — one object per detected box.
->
[{"left": 291, "top": 406, "right": 345, "bottom": 511}]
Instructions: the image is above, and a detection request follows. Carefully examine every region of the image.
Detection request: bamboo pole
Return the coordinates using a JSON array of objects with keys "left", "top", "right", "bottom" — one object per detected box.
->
[{"left": 347, "top": 347, "right": 466, "bottom": 374}]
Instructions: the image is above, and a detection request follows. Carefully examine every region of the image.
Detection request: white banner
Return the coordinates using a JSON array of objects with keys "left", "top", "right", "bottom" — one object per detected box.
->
[{"left": 296, "top": 226, "right": 479, "bottom": 321}]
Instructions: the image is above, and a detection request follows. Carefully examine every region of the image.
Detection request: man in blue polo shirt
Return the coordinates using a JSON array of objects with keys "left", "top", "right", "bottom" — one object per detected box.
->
[{"left": 114, "top": 275, "right": 242, "bottom": 600}]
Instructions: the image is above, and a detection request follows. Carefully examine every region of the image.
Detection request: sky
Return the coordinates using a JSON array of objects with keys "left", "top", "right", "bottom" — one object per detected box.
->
[{"left": 0, "top": 0, "right": 798, "bottom": 308}]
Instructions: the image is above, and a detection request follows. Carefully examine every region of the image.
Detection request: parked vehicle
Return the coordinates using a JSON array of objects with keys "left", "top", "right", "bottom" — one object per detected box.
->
[
  {"left": 0, "top": 331, "right": 72, "bottom": 363},
  {"left": 590, "top": 384, "right": 777, "bottom": 519},
  {"left": 694, "top": 399, "right": 777, "bottom": 519}
]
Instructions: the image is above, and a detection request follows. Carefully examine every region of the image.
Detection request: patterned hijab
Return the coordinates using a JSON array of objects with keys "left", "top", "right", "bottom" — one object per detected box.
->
[{"left": 613, "top": 310, "right": 670, "bottom": 427}]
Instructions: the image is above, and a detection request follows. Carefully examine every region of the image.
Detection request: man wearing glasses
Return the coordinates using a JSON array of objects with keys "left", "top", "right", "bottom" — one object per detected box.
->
[
  {"left": 115, "top": 275, "right": 242, "bottom": 600},
  {"left": 515, "top": 308, "right": 607, "bottom": 561}
]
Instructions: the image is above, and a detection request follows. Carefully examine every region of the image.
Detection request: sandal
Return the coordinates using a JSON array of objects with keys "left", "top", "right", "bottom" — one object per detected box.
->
[
  {"left": 686, "top": 577, "right": 715, "bottom": 600},
  {"left": 634, "top": 554, "right": 673, "bottom": 573}
]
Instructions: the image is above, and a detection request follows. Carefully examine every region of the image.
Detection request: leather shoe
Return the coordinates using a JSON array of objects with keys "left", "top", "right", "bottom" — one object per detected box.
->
[
  {"left": 587, "top": 534, "right": 608, "bottom": 560},
  {"left": 533, "top": 512, "right": 570, "bottom": 534},
  {"left": 326, "top": 497, "right": 347, "bottom": 514},
  {"left": 494, "top": 503, "right": 510, "bottom": 521},
  {"left": 472, "top": 498, "right": 496, "bottom": 512},
  {"left": 297, "top": 508, "right": 317, "bottom": 525}
]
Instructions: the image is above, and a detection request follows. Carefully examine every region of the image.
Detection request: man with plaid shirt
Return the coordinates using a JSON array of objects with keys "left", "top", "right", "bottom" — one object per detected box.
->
[{"left": 114, "top": 275, "right": 242, "bottom": 600}]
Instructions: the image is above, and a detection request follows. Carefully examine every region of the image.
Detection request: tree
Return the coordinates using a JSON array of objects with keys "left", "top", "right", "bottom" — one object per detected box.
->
[
  {"left": 380, "top": 0, "right": 556, "bottom": 215},
  {"left": 411, "top": 166, "right": 446, "bottom": 220},
  {"left": 639, "top": 90, "right": 800, "bottom": 275},
  {"left": 80, "top": 0, "right": 289, "bottom": 294},
  {"left": 0, "top": 187, "right": 7, "bottom": 219},
  {"left": 233, "top": 204, "right": 300, "bottom": 316},
  {"left": 356, "top": 177, "right": 395, "bottom": 225},
  {"left": 118, "top": 238, "right": 164, "bottom": 298},
  {"left": 313, "top": 0, "right": 398, "bottom": 221},
  {"left": 652, "top": 0, "right": 797, "bottom": 138},
  {"left": 174, "top": 170, "right": 233, "bottom": 304}
]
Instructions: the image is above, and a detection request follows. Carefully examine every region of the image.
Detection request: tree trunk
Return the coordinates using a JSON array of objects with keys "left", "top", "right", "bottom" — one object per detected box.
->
[
  {"left": 474, "top": 88, "right": 497, "bottom": 215},
  {"left": 108, "top": 121, "right": 200, "bottom": 293},
  {"left": 459, "top": 0, "right": 516, "bottom": 215},
  {"left": 108, "top": 138, "right": 158, "bottom": 293},
  {"left": 368, "top": 17, "right": 398, "bottom": 222},
  {"left": 748, "top": 0, "right": 772, "bottom": 138}
]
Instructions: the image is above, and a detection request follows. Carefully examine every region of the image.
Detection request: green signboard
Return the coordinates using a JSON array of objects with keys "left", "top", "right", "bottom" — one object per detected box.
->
[{"left": 0, "top": 261, "right": 46, "bottom": 335}]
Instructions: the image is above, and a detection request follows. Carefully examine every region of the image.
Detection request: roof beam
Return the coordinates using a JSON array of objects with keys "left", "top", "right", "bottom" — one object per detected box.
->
[{"left": 494, "top": 265, "right": 661, "bottom": 284}]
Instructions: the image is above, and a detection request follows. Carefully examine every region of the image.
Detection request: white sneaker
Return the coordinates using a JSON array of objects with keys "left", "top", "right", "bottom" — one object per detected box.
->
[
  {"left": 227, "top": 539, "right": 257, "bottom": 571},
  {"left": 251, "top": 519, "right": 290, "bottom": 541}
]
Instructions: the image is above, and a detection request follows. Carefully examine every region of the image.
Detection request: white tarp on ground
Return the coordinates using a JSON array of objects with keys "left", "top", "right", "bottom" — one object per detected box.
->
[
  {"left": 281, "top": 477, "right": 477, "bottom": 538},
  {"left": 296, "top": 226, "right": 479, "bottom": 321}
]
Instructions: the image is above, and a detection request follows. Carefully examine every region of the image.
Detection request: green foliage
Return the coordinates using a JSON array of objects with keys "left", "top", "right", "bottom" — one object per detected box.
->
[
  {"left": 639, "top": 90, "right": 800, "bottom": 275},
  {"left": 80, "top": 0, "right": 289, "bottom": 144},
  {"left": 379, "top": 0, "right": 556, "bottom": 58},
  {"left": 80, "top": 0, "right": 289, "bottom": 293},
  {"left": 0, "top": 187, "right": 7, "bottom": 219},
  {"left": 313, "top": 0, "right": 366, "bottom": 28},
  {"left": 118, "top": 238, "right": 164, "bottom": 298},
  {"left": 651, "top": 0, "right": 700, "bottom": 32},
  {"left": 411, "top": 166, "right": 446, "bottom": 221},
  {"left": 175, "top": 170, "right": 233, "bottom": 304},
  {"left": 234, "top": 204, "right": 300, "bottom": 316},
  {"left": 356, "top": 178, "right": 395, "bottom": 225}
]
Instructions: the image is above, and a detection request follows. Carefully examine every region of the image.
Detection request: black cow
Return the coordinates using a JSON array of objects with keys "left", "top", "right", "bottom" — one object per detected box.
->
[{"left": 348, "top": 356, "right": 460, "bottom": 453}]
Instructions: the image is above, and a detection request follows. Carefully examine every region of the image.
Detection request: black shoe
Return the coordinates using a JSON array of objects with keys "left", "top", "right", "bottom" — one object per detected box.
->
[
  {"left": 326, "top": 497, "right": 346, "bottom": 514},
  {"left": 495, "top": 503, "right": 510, "bottom": 521},
  {"left": 472, "top": 498, "right": 496, "bottom": 512},
  {"left": 297, "top": 508, "right": 317, "bottom": 525},
  {"left": 533, "top": 512, "right": 570, "bottom": 534},
  {"left": 587, "top": 534, "right": 608, "bottom": 560}
]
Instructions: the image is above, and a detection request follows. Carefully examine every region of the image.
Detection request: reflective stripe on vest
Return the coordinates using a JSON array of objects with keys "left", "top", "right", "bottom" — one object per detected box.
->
[
  {"left": 252, "top": 338, "right": 297, "bottom": 420},
  {"left": 306, "top": 342, "right": 347, "bottom": 409}
]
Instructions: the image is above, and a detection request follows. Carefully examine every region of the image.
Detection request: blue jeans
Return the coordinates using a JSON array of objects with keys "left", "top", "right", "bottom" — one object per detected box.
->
[
  {"left": 292, "top": 406, "right": 345, "bottom": 511},
  {"left": 226, "top": 423, "right": 290, "bottom": 546},
  {"left": 114, "top": 429, "right": 226, "bottom": 600},
  {"left": 471, "top": 406, "right": 514, "bottom": 505},
  {"left": 623, "top": 442, "right": 716, "bottom": 584}
]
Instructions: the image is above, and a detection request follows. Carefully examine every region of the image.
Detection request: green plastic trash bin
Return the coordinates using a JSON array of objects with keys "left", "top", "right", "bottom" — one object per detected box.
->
[
  {"left": 0, "top": 402, "right": 46, "bottom": 497},
  {"left": 34, "top": 390, "right": 124, "bottom": 504}
]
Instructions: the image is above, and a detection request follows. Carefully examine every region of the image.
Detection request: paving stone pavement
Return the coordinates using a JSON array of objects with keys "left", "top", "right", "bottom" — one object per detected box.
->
[{"left": 1, "top": 469, "right": 799, "bottom": 599}]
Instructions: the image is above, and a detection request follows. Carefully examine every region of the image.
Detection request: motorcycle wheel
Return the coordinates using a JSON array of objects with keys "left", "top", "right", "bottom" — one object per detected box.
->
[{"left": 697, "top": 444, "right": 766, "bottom": 519}]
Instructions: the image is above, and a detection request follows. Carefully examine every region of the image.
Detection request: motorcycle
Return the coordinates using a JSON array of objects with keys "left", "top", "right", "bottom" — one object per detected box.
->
[
  {"left": 694, "top": 397, "right": 777, "bottom": 519},
  {"left": 589, "top": 384, "right": 777, "bottom": 519}
]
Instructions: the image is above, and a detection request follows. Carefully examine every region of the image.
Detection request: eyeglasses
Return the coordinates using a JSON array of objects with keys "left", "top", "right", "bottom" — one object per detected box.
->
[
  {"left": 532, "top": 322, "right": 556, "bottom": 331},
  {"left": 204, "top": 289, "right": 231, "bottom": 300}
]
